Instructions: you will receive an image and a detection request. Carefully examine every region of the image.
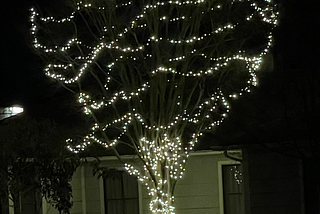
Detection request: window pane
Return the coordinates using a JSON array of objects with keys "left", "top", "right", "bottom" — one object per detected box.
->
[
  {"left": 123, "top": 173, "right": 138, "bottom": 199},
  {"left": 104, "top": 170, "right": 139, "bottom": 214},
  {"left": 106, "top": 176, "right": 123, "bottom": 199},
  {"left": 20, "top": 189, "right": 42, "bottom": 214},
  {"left": 124, "top": 199, "right": 139, "bottom": 214},
  {"left": 107, "top": 201, "right": 123, "bottom": 214}
]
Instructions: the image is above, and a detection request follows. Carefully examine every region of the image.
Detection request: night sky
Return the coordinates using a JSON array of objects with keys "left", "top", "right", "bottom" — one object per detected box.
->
[
  {"left": 1, "top": 0, "right": 38, "bottom": 106},
  {"left": 0, "top": 0, "right": 80, "bottom": 120},
  {"left": 0, "top": 0, "right": 53, "bottom": 109},
  {"left": 0, "top": 0, "right": 319, "bottom": 119}
]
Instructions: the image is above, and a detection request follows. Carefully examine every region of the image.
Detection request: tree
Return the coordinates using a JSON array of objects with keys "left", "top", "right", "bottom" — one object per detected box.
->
[
  {"left": 0, "top": 114, "right": 80, "bottom": 214},
  {"left": 30, "top": 0, "right": 278, "bottom": 213}
]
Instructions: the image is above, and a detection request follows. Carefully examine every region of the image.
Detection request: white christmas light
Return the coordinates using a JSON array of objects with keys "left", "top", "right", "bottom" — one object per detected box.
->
[{"left": 31, "top": 0, "right": 278, "bottom": 213}]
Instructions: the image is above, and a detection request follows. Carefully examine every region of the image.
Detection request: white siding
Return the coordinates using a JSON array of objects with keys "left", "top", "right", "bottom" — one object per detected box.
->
[
  {"left": 173, "top": 153, "right": 231, "bottom": 214},
  {"left": 43, "top": 152, "right": 239, "bottom": 214},
  {"left": 141, "top": 152, "right": 236, "bottom": 214}
]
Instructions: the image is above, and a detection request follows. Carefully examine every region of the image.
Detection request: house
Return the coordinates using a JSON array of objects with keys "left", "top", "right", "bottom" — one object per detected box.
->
[
  {"left": 42, "top": 150, "right": 245, "bottom": 214},
  {"left": 0, "top": 108, "right": 307, "bottom": 214},
  {"left": 38, "top": 144, "right": 304, "bottom": 214}
]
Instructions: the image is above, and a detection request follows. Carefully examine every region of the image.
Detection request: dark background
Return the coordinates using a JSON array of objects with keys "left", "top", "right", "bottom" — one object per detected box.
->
[
  {"left": 1, "top": 1, "right": 319, "bottom": 212},
  {"left": 0, "top": 0, "right": 76, "bottom": 120}
]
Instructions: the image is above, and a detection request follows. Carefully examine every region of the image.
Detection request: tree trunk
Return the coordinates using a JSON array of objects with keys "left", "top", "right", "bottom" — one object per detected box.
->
[
  {"left": 148, "top": 166, "right": 175, "bottom": 214},
  {"left": 12, "top": 191, "right": 21, "bottom": 214},
  {"left": 149, "top": 189, "right": 174, "bottom": 214}
]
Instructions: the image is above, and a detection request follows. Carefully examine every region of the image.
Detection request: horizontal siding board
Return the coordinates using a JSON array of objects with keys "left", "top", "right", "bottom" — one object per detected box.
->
[
  {"left": 175, "top": 208, "right": 220, "bottom": 214},
  {"left": 178, "top": 170, "right": 216, "bottom": 184},
  {"left": 86, "top": 188, "right": 101, "bottom": 201},
  {"left": 70, "top": 201, "right": 82, "bottom": 213},
  {"left": 175, "top": 195, "right": 219, "bottom": 209},
  {"left": 71, "top": 178, "right": 82, "bottom": 190},
  {"left": 72, "top": 189, "right": 82, "bottom": 201},
  {"left": 175, "top": 183, "right": 218, "bottom": 197},
  {"left": 85, "top": 201, "right": 101, "bottom": 213},
  {"left": 85, "top": 177, "right": 100, "bottom": 189}
]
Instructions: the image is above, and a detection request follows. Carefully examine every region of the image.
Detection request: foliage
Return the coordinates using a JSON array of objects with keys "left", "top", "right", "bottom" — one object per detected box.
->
[{"left": 0, "top": 114, "right": 80, "bottom": 214}]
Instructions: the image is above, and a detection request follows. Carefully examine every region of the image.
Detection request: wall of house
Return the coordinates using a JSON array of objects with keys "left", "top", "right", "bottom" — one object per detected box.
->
[
  {"left": 140, "top": 152, "right": 234, "bottom": 214},
  {"left": 174, "top": 153, "right": 226, "bottom": 214},
  {"left": 43, "top": 151, "right": 238, "bottom": 214},
  {"left": 246, "top": 146, "right": 305, "bottom": 214}
]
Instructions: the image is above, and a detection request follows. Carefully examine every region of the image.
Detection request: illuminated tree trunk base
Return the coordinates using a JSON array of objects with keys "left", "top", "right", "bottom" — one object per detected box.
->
[
  {"left": 126, "top": 135, "right": 180, "bottom": 214},
  {"left": 148, "top": 186, "right": 175, "bottom": 214},
  {"left": 135, "top": 136, "right": 182, "bottom": 214}
]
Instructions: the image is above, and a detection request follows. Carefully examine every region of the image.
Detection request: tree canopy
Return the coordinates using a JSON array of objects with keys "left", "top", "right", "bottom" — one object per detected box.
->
[{"left": 30, "top": 0, "right": 278, "bottom": 213}]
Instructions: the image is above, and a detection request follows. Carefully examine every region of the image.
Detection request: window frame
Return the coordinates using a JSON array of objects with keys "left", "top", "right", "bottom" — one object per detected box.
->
[
  {"left": 218, "top": 160, "right": 243, "bottom": 214},
  {"left": 99, "top": 167, "right": 143, "bottom": 214}
]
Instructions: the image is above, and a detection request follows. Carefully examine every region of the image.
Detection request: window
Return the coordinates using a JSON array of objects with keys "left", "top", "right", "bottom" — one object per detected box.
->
[
  {"left": 219, "top": 162, "right": 245, "bottom": 214},
  {"left": 20, "top": 189, "right": 42, "bottom": 214},
  {"left": 104, "top": 170, "right": 139, "bottom": 214}
]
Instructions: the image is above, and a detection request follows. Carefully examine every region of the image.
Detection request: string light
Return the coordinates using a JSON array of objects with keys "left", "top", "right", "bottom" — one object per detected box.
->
[
  {"left": 30, "top": 0, "right": 278, "bottom": 213},
  {"left": 231, "top": 165, "right": 243, "bottom": 184}
]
